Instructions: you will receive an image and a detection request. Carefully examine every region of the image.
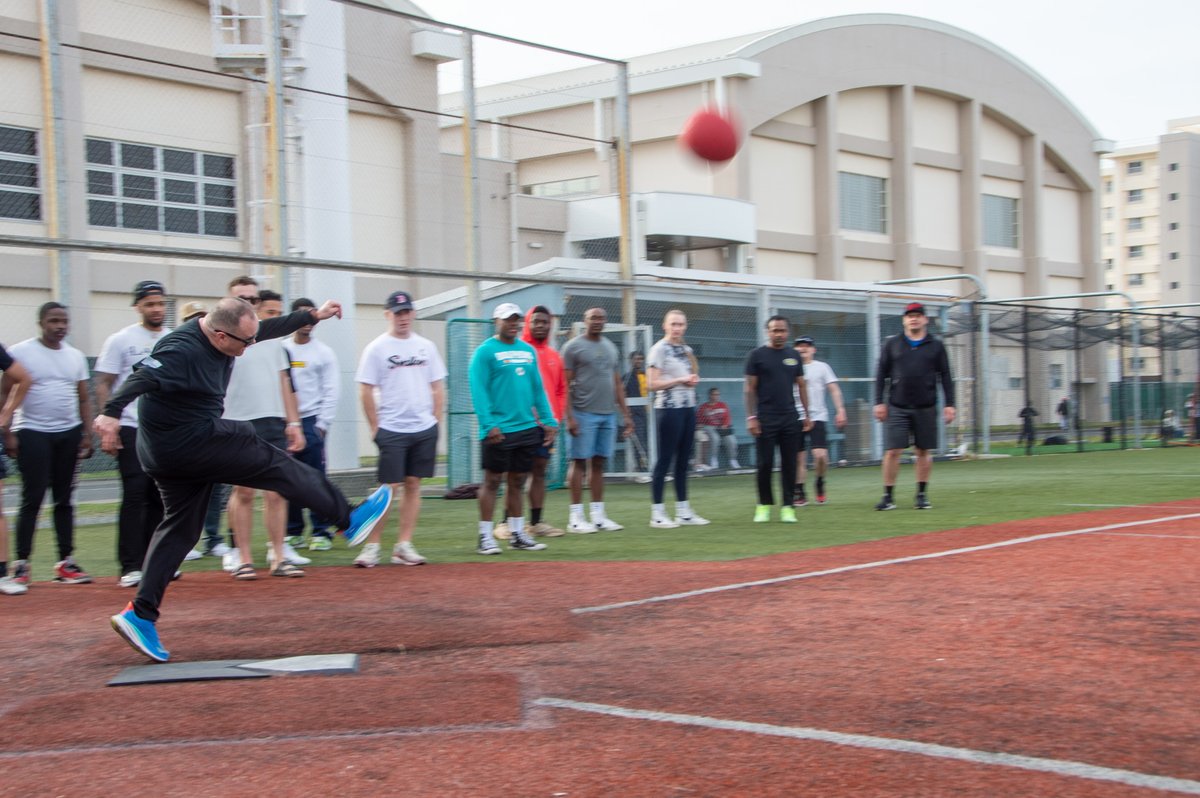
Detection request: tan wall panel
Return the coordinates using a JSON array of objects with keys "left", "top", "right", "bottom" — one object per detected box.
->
[
  {"left": 754, "top": 249, "right": 815, "bottom": 279},
  {"left": 750, "top": 137, "right": 814, "bottom": 235},
  {"left": 631, "top": 139, "right": 711, "bottom": 194},
  {"left": 348, "top": 111, "right": 406, "bottom": 266},
  {"left": 1043, "top": 186, "right": 1082, "bottom": 263},
  {"left": 844, "top": 257, "right": 892, "bottom": 282},
  {"left": 913, "top": 165, "right": 960, "bottom": 250},
  {"left": 980, "top": 113, "right": 1022, "bottom": 165},
  {"left": 837, "top": 87, "right": 890, "bottom": 142},
  {"left": 912, "top": 90, "right": 960, "bottom": 154},
  {"left": 80, "top": 0, "right": 212, "bottom": 55}
]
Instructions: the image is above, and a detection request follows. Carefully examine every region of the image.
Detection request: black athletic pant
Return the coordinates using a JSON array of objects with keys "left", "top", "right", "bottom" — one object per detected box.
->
[
  {"left": 286, "top": 415, "right": 334, "bottom": 539},
  {"left": 15, "top": 426, "right": 82, "bottom": 561},
  {"left": 755, "top": 413, "right": 800, "bottom": 506},
  {"left": 134, "top": 419, "right": 354, "bottom": 622},
  {"left": 651, "top": 407, "right": 695, "bottom": 504},
  {"left": 117, "top": 425, "right": 163, "bottom": 575}
]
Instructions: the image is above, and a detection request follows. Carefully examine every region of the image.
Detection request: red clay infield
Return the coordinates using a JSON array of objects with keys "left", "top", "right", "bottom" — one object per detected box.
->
[{"left": 2, "top": 499, "right": 1197, "bottom": 796}]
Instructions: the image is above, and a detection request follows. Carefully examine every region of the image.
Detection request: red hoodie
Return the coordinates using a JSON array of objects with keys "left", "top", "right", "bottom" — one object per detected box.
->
[{"left": 521, "top": 306, "right": 566, "bottom": 422}]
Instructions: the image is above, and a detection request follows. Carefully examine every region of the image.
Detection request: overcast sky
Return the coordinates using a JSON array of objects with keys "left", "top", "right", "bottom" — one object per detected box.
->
[{"left": 414, "top": 0, "right": 1198, "bottom": 147}]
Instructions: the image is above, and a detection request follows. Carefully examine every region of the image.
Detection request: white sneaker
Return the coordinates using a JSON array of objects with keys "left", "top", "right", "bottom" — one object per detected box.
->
[
  {"left": 391, "top": 541, "right": 427, "bottom": 566},
  {"left": 354, "top": 542, "right": 381, "bottom": 568},
  {"left": 592, "top": 517, "right": 624, "bottom": 531},
  {"left": 282, "top": 542, "right": 312, "bottom": 566},
  {"left": 477, "top": 534, "right": 502, "bottom": 555},
  {"left": 118, "top": 570, "right": 143, "bottom": 588},
  {"left": 184, "top": 549, "right": 203, "bottom": 561},
  {"left": 649, "top": 517, "right": 680, "bottom": 529},
  {"left": 675, "top": 514, "right": 711, "bottom": 526},
  {"left": 730, "top": 461, "right": 742, "bottom": 469},
  {"left": 207, "top": 542, "right": 231, "bottom": 557},
  {"left": 222, "top": 548, "right": 242, "bottom": 572},
  {"left": 0, "top": 576, "right": 27, "bottom": 595},
  {"left": 568, "top": 518, "right": 598, "bottom": 534}
]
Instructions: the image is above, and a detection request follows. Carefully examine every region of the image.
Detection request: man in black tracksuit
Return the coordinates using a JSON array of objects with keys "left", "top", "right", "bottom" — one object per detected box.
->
[{"left": 873, "top": 302, "right": 955, "bottom": 510}]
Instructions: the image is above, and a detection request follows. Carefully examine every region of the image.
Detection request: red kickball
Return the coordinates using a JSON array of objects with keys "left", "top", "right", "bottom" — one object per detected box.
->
[{"left": 679, "top": 106, "right": 741, "bottom": 163}]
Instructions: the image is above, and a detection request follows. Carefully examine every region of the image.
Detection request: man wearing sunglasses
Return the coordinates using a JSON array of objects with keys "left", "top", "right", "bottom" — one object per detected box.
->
[{"left": 96, "top": 295, "right": 391, "bottom": 663}]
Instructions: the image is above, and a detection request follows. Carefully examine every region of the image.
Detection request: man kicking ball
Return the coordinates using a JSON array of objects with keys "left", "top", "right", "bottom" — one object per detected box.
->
[{"left": 99, "top": 297, "right": 391, "bottom": 662}]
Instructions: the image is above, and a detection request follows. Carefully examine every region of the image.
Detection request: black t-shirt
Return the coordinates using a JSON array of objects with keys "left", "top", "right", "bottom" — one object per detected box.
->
[
  {"left": 104, "top": 311, "right": 314, "bottom": 470},
  {"left": 744, "top": 345, "right": 804, "bottom": 417},
  {"left": 0, "top": 343, "right": 12, "bottom": 372}
]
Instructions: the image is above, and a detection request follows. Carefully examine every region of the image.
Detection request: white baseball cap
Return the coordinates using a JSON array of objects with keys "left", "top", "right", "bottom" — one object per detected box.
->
[{"left": 492, "top": 302, "right": 522, "bottom": 319}]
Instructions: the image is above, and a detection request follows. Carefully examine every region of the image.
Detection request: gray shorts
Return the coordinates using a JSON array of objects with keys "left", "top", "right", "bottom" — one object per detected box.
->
[
  {"left": 885, "top": 406, "right": 938, "bottom": 451},
  {"left": 376, "top": 424, "right": 438, "bottom": 483}
]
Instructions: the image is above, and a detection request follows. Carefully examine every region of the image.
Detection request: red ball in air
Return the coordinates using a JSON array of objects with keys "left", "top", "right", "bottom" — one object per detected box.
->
[{"left": 679, "top": 107, "right": 741, "bottom": 163}]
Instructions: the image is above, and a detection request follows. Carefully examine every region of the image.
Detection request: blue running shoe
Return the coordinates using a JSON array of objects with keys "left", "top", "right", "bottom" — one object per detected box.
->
[
  {"left": 110, "top": 602, "right": 169, "bottom": 662},
  {"left": 343, "top": 484, "right": 393, "bottom": 546}
]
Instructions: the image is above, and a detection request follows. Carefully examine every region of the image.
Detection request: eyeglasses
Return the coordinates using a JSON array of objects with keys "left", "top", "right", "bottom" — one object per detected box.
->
[
  {"left": 216, "top": 329, "right": 257, "bottom": 347},
  {"left": 235, "top": 295, "right": 261, "bottom": 305}
]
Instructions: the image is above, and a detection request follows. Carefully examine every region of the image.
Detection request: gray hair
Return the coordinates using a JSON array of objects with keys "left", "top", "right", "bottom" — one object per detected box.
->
[{"left": 208, "top": 297, "right": 256, "bottom": 330}]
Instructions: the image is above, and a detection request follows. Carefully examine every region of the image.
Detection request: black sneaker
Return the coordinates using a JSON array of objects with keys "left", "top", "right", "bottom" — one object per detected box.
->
[
  {"left": 875, "top": 495, "right": 896, "bottom": 511},
  {"left": 509, "top": 528, "right": 547, "bottom": 551},
  {"left": 914, "top": 493, "right": 932, "bottom": 510}
]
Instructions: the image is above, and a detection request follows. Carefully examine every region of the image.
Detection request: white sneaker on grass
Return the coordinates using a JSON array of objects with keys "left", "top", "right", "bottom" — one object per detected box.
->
[
  {"left": 592, "top": 517, "right": 624, "bottom": 531},
  {"left": 266, "top": 542, "right": 312, "bottom": 566},
  {"left": 568, "top": 517, "right": 597, "bottom": 534},
  {"left": 354, "top": 542, "right": 381, "bottom": 568},
  {"left": 675, "top": 513, "right": 710, "bottom": 526},
  {"left": 391, "top": 541, "right": 427, "bottom": 566},
  {"left": 477, "top": 534, "right": 502, "bottom": 555},
  {"left": 649, "top": 517, "right": 680, "bottom": 529}
]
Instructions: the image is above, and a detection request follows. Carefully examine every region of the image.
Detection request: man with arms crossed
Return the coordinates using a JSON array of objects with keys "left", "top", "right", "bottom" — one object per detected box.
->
[
  {"left": 99, "top": 297, "right": 391, "bottom": 662},
  {"left": 223, "top": 287, "right": 310, "bottom": 578},
  {"left": 355, "top": 290, "right": 445, "bottom": 567},
  {"left": 94, "top": 280, "right": 171, "bottom": 588},
  {"left": 792, "top": 336, "right": 846, "bottom": 506},
  {"left": 284, "top": 297, "right": 340, "bottom": 552},
  {"left": 873, "top": 302, "right": 955, "bottom": 511},
  {"left": 469, "top": 303, "right": 558, "bottom": 555},
  {"left": 560, "top": 307, "right": 633, "bottom": 533}
]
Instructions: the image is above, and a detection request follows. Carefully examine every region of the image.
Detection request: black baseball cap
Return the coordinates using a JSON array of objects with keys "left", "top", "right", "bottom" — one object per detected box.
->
[
  {"left": 132, "top": 280, "right": 166, "bottom": 304},
  {"left": 794, "top": 336, "right": 815, "bottom": 346},
  {"left": 386, "top": 290, "right": 415, "bottom": 312},
  {"left": 904, "top": 302, "right": 926, "bottom": 316}
]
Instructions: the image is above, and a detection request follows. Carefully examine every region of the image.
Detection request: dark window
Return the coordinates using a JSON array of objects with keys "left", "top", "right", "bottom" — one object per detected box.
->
[
  {"left": 203, "top": 154, "right": 234, "bottom": 180},
  {"left": 164, "top": 179, "right": 196, "bottom": 204},
  {"left": 121, "top": 203, "right": 159, "bottom": 230},
  {"left": 88, "top": 199, "right": 117, "bottom": 226},
  {"left": 0, "top": 190, "right": 39, "bottom": 220},
  {"left": 120, "top": 143, "right": 155, "bottom": 170},
  {"left": 87, "top": 170, "right": 114, "bottom": 195},
  {"left": 86, "top": 139, "right": 113, "bottom": 165},
  {"left": 121, "top": 174, "right": 157, "bottom": 201},
  {"left": 0, "top": 124, "right": 40, "bottom": 220},
  {"left": 164, "top": 207, "right": 199, "bottom": 234},
  {"left": 162, "top": 149, "right": 196, "bottom": 174}
]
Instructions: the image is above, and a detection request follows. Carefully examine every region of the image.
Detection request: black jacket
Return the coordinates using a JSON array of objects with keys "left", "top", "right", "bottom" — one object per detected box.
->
[{"left": 874, "top": 334, "right": 955, "bottom": 410}]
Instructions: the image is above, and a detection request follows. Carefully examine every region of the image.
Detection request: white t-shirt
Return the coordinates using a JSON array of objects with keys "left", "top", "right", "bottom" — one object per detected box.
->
[
  {"left": 795, "top": 359, "right": 838, "bottom": 423},
  {"left": 284, "top": 337, "right": 339, "bottom": 431},
  {"left": 223, "top": 338, "right": 289, "bottom": 421},
  {"left": 647, "top": 340, "right": 697, "bottom": 409},
  {"left": 9, "top": 338, "right": 89, "bottom": 432},
  {"left": 355, "top": 332, "right": 447, "bottom": 434},
  {"left": 95, "top": 323, "right": 171, "bottom": 427}
]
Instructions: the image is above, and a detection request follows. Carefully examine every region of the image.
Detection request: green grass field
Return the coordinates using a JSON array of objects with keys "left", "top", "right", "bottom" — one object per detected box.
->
[{"left": 11, "top": 447, "right": 1199, "bottom": 581}]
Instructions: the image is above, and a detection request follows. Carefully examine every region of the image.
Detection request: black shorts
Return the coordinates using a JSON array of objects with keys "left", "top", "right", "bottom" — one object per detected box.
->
[
  {"left": 249, "top": 416, "right": 287, "bottom": 449},
  {"left": 800, "top": 420, "right": 828, "bottom": 450},
  {"left": 885, "top": 406, "right": 938, "bottom": 451},
  {"left": 376, "top": 424, "right": 438, "bottom": 482},
  {"left": 0, "top": 453, "right": 7, "bottom": 480},
  {"left": 534, "top": 425, "right": 556, "bottom": 460},
  {"left": 481, "top": 426, "right": 543, "bottom": 475}
]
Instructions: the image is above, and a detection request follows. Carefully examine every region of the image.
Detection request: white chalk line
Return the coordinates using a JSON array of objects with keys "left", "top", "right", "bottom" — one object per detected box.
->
[
  {"left": 1094, "top": 532, "right": 1200, "bottom": 540},
  {"left": 535, "top": 697, "right": 1200, "bottom": 795},
  {"left": 572, "top": 512, "right": 1200, "bottom": 614}
]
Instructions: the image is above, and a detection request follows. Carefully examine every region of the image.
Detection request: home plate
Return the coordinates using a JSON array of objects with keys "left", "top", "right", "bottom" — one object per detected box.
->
[{"left": 108, "top": 653, "right": 359, "bottom": 686}]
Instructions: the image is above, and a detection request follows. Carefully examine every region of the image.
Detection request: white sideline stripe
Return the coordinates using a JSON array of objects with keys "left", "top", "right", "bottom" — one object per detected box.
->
[
  {"left": 535, "top": 698, "right": 1200, "bottom": 795},
  {"left": 1096, "top": 532, "right": 1200, "bottom": 540},
  {"left": 572, "top": 512, "right": 1200, "bottom": 614}
]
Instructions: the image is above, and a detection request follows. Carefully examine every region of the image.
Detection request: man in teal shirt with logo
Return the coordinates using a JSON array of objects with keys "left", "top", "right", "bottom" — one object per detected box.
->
[{"left": 469, "top": 303, "right": 559, "bottom": 555}]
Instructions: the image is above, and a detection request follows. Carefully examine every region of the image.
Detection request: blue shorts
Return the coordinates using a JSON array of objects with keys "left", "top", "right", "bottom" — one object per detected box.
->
[{"left": 570, "top": 410, "right": 617, "bottom": 460}]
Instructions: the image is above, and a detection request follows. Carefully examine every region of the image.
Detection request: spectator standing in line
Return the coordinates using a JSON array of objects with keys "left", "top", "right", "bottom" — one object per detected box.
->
[
  {"left": 354, "top": 290, "right": 445, "bottom": 568},
  {"left": 696, "top": 387, "right": 740, "bottom": 470},
  {"left": 494, "top": 305, "right": 566, "bottom": 540},
  {"left": 1017, "top": 404, "right": 1039, "bottom": 447},
  {"left": 743, "top": 316, "right": 811, "bottom": 523},
  {"left": 7, "top": 303, "right": 94, "bottom": 586},
  {"left": 793, "top": 336, "right": 846, "bottom": 505},
  {"left": 221, "top": 286, "right": 310, "bottom": 579},
  {"left": 873, "top": 302, "right": 955, "bottom": 511},
  {"left": 468, "top": 303, "right": 559, "bottom": 555},
  {"left": 623, "top": 351, "right": 649, "bottom": 470},
  {"left": 646, "top": 309, "right": 709, "bottom": 528},
  {"left": 1186, "top": 393, "right": 1199, "bottom": 441},
  {"left": 94, "top": 281, "right": 172, "bottom": 588},
  {"left": 284, "top": 297, "right": 340, "bottom": 552},
  {"left": 1056, "top": 396, "right": 1070, "bottom": 431},
  {"left": 561, "top": 307, "right": 634, "bottom": 533},
  {"left": 100, "top": 297, "right": 392, "bottom": 662},
  {"left": 0, "top": 344, "right": 33, "bottom": 595}
]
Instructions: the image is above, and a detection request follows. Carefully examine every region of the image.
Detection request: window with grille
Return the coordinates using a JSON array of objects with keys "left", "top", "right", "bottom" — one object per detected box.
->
[
  {"left": 982, "top": 194, "right": 1019, "bottom": 248},
  {"left": 0, "top": 125, "right": 40, "bottom": 221},
  {"left": 1127, "top": 217, "right": 1143, "bottom": 231},
  {"left": 1127, "top": 189, "right": 1143, "bottom": 202},
  {"left": 85, "top": 138, "right": 237, "bottom": 237},
  {"left": 838, "top": 172, "right": 887, "bottom": 233},
  {"left": 1127, "top": 161, "right": 1142, "bottom": 175},
  {"left": 1128, "top": 245, "right": 1143, "bottom": 258}
]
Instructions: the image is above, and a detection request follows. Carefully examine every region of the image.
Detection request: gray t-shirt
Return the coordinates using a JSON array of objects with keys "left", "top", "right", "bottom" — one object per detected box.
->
[
  {"left": 647, "top": 340, "right": 698, "bottom": 409},
  {"left": 561, "top": 334, "right": 620, "bottom": 414}
]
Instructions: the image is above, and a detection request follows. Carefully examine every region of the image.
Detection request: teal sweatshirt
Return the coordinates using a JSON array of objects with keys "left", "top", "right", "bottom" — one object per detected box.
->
[{"left": 469, "top": 336, "right": 558, "bottom": 438}]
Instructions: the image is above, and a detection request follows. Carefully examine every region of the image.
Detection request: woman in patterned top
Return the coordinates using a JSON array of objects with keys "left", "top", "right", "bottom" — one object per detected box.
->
[{"left": 645, "top": 310, "right": 709, "bottom": 528}]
